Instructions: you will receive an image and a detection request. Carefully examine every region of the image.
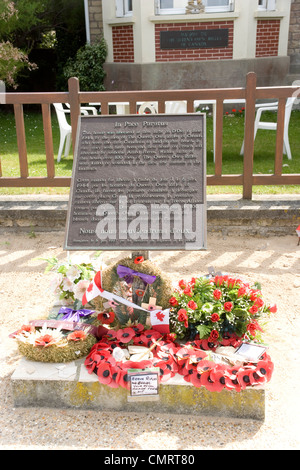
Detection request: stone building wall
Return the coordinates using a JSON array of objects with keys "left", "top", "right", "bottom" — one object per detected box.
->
[
  {"left": 288, "top": 0, "right": 300, "bottom": 73},
  {"left": 88, "top": 0, "right": 104, "bottom": 43}
]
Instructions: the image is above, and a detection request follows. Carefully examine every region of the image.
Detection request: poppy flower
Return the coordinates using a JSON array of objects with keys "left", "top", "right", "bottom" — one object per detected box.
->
[
  {"left": 116, "top": 368, "right": 131, "bottom": 390},
  {"left": 131, "top": 323, "right": 144, "bottom": 334},
  {"left": 139, "top": 329, "right": 162, "bottom": 347},
  {"left": 253, "top": 359, "right": 274, "bottom": 382},
  {"left": 153, "top": 359, "right": 173, "bottom": 382},
  {"left": 196, "top": 360, "right": 215, "bottom": 374},
  {"left": 109, "top": 368, "right": 123, "bottom": 388},
  {"left": 16, "top": 324, "right": 35, "bottom": 335},
  {"left": 116, "top": 328, "right": 135, "bottom": 344},
  {"left": 98, "top": 311, "right": 115, "bottom": 325},
  {"left": 122, "top": 360, "right": 152, "bottom": 370},
  {"left": 224, "top": 367, "right": 241, "bottom": 392},
  {"left": 135, "top": 289, "right": 145, "bottom": 297},
  {"left": 183, "top": 363, "right": 197, "bottom": 384},
  {"left": 236, "top": 366, "right": 256, "bottom": 390},
  {"left": 67, "top": 330, "right": 87, "bottom": 341},
  {"left": 97, "top": 362, "right": 113, "bottom": 385},
  {"left": 134, "top": 256, "right": 144, "bottom": 264},
  {"left": 199, "top": 339, "right": 217, "bottom": 351},
  {"left": 189, "top": 370, "right": 203, "bottom": 388},
  {"left": 200, "top": 370, "right": 221, "bottom": 392},
  {"left": 34, "top": 334, "right": 57, "bottom": 348}
]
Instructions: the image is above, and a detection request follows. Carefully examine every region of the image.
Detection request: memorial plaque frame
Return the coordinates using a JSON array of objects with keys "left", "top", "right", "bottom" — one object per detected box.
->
[
  {"left": 64, "top": 113, "right": 207, "bottom": 251},
  {"left": 160, "top": 29, "right": 229, "bottom": 50}
]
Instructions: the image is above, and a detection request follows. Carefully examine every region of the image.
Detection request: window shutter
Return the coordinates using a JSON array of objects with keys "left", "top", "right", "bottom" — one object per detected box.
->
[{"left": 116, "top": 0, "right": 124, "bottom": 17}]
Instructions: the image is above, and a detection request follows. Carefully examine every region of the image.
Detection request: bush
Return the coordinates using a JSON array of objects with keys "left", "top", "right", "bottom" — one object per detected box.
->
[{"left": 63, "top": 39, "right": 107, "bottom": 91}]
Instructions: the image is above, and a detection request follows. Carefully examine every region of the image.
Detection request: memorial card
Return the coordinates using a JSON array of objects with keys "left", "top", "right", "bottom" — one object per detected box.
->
[{"left": 64, "top": 114, "right": 206, "bottom": 251}]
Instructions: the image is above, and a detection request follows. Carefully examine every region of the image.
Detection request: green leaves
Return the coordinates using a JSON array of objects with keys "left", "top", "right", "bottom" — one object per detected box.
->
[{"left": 196, "top": 324, "right": 211, "bottom": 339}]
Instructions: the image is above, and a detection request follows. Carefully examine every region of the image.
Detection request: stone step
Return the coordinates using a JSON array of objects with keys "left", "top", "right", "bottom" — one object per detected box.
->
[{"left": 11, "top": 357, "right": 265, "bottom": 420}]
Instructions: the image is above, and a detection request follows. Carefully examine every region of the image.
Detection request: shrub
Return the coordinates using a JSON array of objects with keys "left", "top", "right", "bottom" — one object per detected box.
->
[{"left": 63, "top": 38, "right": 107, "bottom": 91}]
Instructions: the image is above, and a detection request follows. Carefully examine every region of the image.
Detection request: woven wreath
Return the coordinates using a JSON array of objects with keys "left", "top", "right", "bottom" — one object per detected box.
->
[
  {"left": 91, "top": 256, "right": 173, "bottom": 328},
  {"left": 14, "top": 324, "right": 97, "bottom": 363},
  {"left": 84, "top": 326, "right": 274, "bottom": 392}
]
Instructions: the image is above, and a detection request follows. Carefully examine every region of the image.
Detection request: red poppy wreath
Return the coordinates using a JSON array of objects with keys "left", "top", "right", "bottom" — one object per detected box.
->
[{"left": 84, "top": 325, "right": 274, "bottom": 392}]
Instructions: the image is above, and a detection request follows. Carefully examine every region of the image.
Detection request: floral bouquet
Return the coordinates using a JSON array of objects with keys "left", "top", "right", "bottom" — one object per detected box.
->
[
  {"left": 169, "top": 275, "right": 277, "bottom": 346},
  {"left": 44, "top": 253, "right": 105, "bottom": 308}
]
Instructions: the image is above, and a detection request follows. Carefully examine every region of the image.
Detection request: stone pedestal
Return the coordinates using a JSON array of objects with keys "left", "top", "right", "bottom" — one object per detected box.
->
[{"left": 11, "top": 357, "right": 266, "bottom": 420}]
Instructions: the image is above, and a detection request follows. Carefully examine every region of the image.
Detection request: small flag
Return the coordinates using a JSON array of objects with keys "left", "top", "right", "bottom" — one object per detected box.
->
[
  {"left": 150, "top": 309, "right": 170, "bottom": 335},
  {"left": 82, "top": 271, "right": 104, "bottom": 306},
  {"left": 296, "top": 225, "right": 300, "bottom": 237}
]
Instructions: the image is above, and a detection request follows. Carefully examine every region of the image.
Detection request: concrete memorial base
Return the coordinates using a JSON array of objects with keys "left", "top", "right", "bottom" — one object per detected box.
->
[{"left": 11, "top": 357, "right": 265, "bottom": 421}]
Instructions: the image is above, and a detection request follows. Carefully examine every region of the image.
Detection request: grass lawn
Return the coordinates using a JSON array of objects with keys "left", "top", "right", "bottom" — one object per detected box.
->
[{"left": 0, "top": 106, "right": 299, "bottom": 196}]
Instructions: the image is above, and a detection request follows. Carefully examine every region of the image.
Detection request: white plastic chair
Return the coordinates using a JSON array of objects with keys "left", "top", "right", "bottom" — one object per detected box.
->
[
  {"left": 138, "top": 102, "right": 158, "bottom": 114},
  {"left": 165, "top": 101, "right": 187, "bottom": 114},
  {"left": 53, "top": 103, "right": 72, "bottom": 163},
  {"left": 240, "top": 97, "right": 296, "bottom": 160}
]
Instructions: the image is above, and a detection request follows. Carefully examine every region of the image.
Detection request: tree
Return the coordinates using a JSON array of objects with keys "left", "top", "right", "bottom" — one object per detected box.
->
[{"left": 0, "top": 0, "right": 37, "bottom": 88}]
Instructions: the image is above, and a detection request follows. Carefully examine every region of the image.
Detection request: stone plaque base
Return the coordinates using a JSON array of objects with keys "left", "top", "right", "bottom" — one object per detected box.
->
[{"left": 11, "top": 358, "right": 265, "bottom": 420}]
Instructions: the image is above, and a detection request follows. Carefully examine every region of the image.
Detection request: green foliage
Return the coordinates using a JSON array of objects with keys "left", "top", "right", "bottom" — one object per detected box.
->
[{"left": 63, "top": 39, "right": 108, "bottom": 91}]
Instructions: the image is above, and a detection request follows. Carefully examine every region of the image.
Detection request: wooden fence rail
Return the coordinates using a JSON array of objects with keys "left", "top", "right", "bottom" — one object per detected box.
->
[{"left": 1, "top": 72, "right": 299, "bottom": 199}]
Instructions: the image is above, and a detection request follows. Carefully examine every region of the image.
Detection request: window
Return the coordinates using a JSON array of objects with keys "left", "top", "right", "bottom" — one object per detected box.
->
[
  {"left": 156, "top": 0, "right": 186, "bottom": 15},
  {"left": 257, "top": 0, "right": 276, "bottom": 10},
  {"left": 155, "top": 0, "right": 235, "bottom": 15},
  {"left": 203, "top": 0, "right": 234, "bottom": 13},
  {"left": 116, "top": 0, "right": 133, "bottom": 17}
]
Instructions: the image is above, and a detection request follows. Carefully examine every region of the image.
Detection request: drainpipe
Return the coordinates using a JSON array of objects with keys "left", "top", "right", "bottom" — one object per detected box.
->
[{"left": 84, "top": 0, "right": 91, "bottom": 44}]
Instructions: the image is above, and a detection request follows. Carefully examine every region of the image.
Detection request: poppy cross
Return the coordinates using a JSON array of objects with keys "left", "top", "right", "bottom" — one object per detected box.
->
[{"left": 141, "top": 297, "right": 162, "bottom": 311}]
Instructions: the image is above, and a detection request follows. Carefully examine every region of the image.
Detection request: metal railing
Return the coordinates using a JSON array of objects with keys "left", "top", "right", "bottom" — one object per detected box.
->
[{"left": 1, "top": 72, "right": 299, "bottom": 199}]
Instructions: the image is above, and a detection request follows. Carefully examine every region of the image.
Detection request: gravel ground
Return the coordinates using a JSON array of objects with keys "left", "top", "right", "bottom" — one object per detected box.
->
[{"left": 0, "top": 230, "right": 299, "bottom": 451}]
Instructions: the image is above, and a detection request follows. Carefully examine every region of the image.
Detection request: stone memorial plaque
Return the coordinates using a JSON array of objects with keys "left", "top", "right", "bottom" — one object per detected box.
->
[
  {"left": 64, "top": 114, "right": 206, "bottom": 251},
  {"left": 160, "top": 29, "right": 229, "bottom": 50}
]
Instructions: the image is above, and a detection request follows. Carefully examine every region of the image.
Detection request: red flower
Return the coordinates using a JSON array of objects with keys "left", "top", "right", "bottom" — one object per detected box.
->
[
  {"left": 224, "top": 367, "right": 241, "bottom": 392},
  {"left": 134, "top": 256, "right": 144, "bottom": 264},
  {"left": 98, "top": 311, "right": 115, "bottom": 325},
  {"left": 16, "top": 324, "right": 35, "bottom": 335},
  {"left": 254, "top": 297, "right": 264, "bottom": 308},
  {"left": 249, "top": 305, "right": 258, "bottom": 315},
  {"left": 169, "top": 297, "right": 178, "bottom": 306},
  {"left": 96, "top": 362, "right": 113, "bottom": 385},
  {"left": 236, "top": 366, "right": 256, "bottom": 389},
  {"left": 177, "top": 309, "right": 188, "bottom": 328},
  {"left": 117, "top": 369, "right": 131, "bottom": 390},
  {"left": 183, "top": 287, "right": 193, "bottom": 297},
  {"left": 224, "top": 302, "right": 233, "bottom": 312},
  {"left": 237, "top": 286, "right": 247, "bottom": 297},
  {"left": 213, "top": 289, "right": 222, "bottom": 300},
  {"left": 34, "top": 334, "right": 56, "bottom": 348},
  {"left": 67, "top": 330, "right": 87, "bottom": 341},
  {"left": 200, "top": 370, "right": 220, "bottom": 392},
  {"left": 116, "top": 328, "right": 135, "bottom": 343},
  {"left": 187, "top": 300, "right": 197, "bottom": 310},
  {"left": 178, "top": 279, "right": 187, "bottom": 289},
  {"left": 269, "top": 304, "right": 277, "bottom": 313},
  {"left": 211, "top": 313, "right": 220, "bottom": 323},
  {"left": 209, "top": 329, "right": 219, "bottom": 342}
]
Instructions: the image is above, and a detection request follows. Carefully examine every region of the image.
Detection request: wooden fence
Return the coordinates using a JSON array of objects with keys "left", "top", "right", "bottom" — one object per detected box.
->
[{"left": 1, "top": 72, "right": 299, "bottom": 199}]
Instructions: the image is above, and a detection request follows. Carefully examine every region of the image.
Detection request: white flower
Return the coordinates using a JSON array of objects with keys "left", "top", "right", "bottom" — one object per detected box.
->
[
  {"left": 49, "top": 273, "right": 63, "bottom": 293},
  {"left": 62, "top": 277, "right": 74, "bottom": 292},
  {"left": 73, "top": 279, "right": 90, "bottom": 300},
  {"left": 66, "top": 265, "right": 81, "bottom": 282}
]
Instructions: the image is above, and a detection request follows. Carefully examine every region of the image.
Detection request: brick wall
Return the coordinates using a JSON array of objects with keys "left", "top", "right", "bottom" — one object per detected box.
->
[
  {"left": 112, "top": 25, "right": 135, "bottom": 63},
  {"left": 155, "top": 21, "right": 234, "bottom": 62},
  {"left": 255, "top": 19, "right": 280, "bottom": 58}
]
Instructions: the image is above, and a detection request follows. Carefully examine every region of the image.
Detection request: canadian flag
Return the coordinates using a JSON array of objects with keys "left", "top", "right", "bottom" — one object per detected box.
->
[
  {"left": 150, "top": 309, "right": 170, "bottom": 335},
  {"left": 82, "top": 271, "right": 104, "bottom": 306}
]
